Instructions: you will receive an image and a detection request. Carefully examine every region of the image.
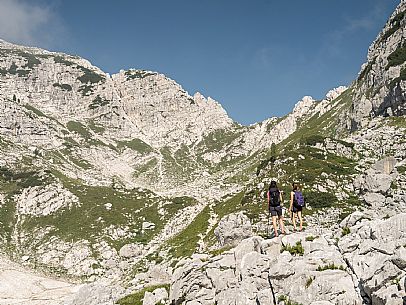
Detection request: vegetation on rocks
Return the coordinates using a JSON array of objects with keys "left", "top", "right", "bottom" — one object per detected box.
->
[
  {"left": 278, "top": 295, "right": 303, "bottom": 305},
  {"left": 117, "top": 139, "right": 153, "bottom": 154},
  {"left": 341, "top": 226, "right": 351, "bottom": 236},
  {"left": 53, "top": 83, "right": 72, "bottom": 91},
  {"left": 88, "top": 95, "right": 110, "bottom": 109},
  {"left": 316, "top": 263, "right": 345, "bottom": 272},
  {"left": 116, "top": 284, "right": 169, "bottom": 305},
  {"left": 125, "top": 69, "right": 156, "bottom": 80},
  {"left": 386, "top": 44, "right": 406, "bottom": 69},
  {"left": 280, "top": 241, "right": 304, "bottom": 256},
  {"left": 381, "top": 10, "right": 406, "bottom": 42}
]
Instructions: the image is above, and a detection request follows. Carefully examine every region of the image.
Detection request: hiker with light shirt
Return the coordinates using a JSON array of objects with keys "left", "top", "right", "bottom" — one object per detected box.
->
[{"left": 289, "top": 182, "right": 305, "bottom": 231}]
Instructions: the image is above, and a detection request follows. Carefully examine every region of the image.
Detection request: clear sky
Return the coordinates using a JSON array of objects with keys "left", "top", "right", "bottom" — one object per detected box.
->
[{"left": 0, "top": 0, "right": 400, "bottom": 125}]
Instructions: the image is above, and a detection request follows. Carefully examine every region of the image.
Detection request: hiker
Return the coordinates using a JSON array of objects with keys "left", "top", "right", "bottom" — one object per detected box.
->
[
  {"left": 267, "top": 180, "right": 286, "bottom": 237},
  {"left": 290, "top": 182, "right": 305, "bottom": 231}
]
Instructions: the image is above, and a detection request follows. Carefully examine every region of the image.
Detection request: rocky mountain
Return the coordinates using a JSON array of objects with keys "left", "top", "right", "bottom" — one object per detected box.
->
[{"left": 0, "top": 1, "right": 406, "bottom": 304}]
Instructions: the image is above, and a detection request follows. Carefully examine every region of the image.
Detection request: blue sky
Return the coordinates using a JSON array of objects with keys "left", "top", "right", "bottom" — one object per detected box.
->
[{"left": 0, "top": 0, "right": 400, "bottom": 125}]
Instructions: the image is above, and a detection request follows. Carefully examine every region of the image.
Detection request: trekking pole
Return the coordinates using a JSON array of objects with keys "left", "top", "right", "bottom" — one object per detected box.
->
[
  {"left": 268, "top": 272, "right": 277, "bottom": 304},
  {"left": 267, "top": 209, "right": 270, "bottom": 238}
]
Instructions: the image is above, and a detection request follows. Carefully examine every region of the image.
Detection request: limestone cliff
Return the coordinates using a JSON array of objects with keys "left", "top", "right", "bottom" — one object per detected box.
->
[{"left": 349, "top": 0, "right": 406, "bottom": 129}]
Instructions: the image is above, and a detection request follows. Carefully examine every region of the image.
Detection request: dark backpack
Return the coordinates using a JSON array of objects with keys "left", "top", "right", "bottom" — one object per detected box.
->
[
  {"left": 294, "top": 191, "right": 305, "bottom": 207},
  {"left": 268, "top": 187, "right": 280, "bottom": 207}
]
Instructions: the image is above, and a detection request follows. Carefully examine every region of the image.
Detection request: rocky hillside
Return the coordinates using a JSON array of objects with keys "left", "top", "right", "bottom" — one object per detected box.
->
[{"left": 0, "top": 1, "right": 406, "bottom": 304}]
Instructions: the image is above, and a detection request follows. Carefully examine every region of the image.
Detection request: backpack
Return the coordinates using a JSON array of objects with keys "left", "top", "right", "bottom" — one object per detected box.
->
[
  {"left": 294, "top": 191, "right": 305, "bottom": 207},
  {"left": 268, "top": 187, "right": 280, "bottom": 207}
]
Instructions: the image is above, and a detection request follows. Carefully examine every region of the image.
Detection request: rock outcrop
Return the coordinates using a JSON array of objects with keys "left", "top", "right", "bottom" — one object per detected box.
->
[
  {"left": 349, "top": 0, "right": 406, "bottom": 129},
  {"left": 214, "top": 212, "right": 253, "bottom": 247},
  {"left": 169, "top": 212, "right": 406, "bottom": 305}
]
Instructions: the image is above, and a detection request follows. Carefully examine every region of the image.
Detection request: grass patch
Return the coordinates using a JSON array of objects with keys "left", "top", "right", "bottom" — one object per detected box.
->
[
  {"left": 116, "top": 284, "right": 170, "bottom": 305},
  {"left": 280, "top": 241, "right": 304, "bottom": 256},
  {"left": 167, "top": 206, "right": 210, "bottom": 258},
  {"left": 305, "top": 235, "right": 317, "bottom": 242},
  {"left": 87, "top": 120, "right": 105, "bottom": 134},
  {"left": 302, "top": 135, "right": 325, "bottom": 146},
  {"left": 23, "top": 104, "right": 47, "bottom": 118},
  {"left": 66, "top": 121, "right": 92, "bottom": 140},
  {"left": 316, "top": 263, "right": 345, "bottom": 272},
  {"left": 388, "top": 116, "right": 406, "bottom": 128},
  {"left": 117, "top": 139, "right": 153, "bottom": 154},
  {"left": 0, "top": 167, "right": 50, "bottom": 245}
]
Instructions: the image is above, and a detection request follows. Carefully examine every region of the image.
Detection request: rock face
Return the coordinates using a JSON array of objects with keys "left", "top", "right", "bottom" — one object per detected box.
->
[
  {"left": 16, "top": 183, "right": 79, "bottom": 216},
  {"left": 338, "top": 212, "right": 406, "bottom": 304},
  {"left": 349, "top": 0, "right": 406, "bottom": 129}
]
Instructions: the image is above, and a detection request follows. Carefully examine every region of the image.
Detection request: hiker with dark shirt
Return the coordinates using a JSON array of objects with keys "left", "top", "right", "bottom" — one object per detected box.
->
[
  {"left": 267, "top": 180, "right": 286, "bottom": 237},
  {"left": 290, "top": 182, "right": 304, "bottom": 231}
]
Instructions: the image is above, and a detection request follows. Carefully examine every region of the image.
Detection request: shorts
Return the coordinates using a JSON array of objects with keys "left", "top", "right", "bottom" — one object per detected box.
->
[
  {"left": 292, "top": 205, "right": 303, "bottom": 213},
  {"left": 269, "top": 205, "right": 282, "bottom": 217}
]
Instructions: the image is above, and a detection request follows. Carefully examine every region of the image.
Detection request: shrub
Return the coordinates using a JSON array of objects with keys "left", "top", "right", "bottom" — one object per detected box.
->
[
  {"left": 280, "top": 241, "right": 304, "bottom": 256},
  {"left": 341, "top": 226, "right": 350, "bottom": 236}
]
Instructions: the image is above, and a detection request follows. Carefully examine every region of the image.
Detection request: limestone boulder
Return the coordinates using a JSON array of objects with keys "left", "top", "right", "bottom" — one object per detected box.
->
[
  {"left": 119, "top": 243, "right": 143, "bottom": 258},
  {"left": 214, "top": 212, "right": 253, "bottom": 247}
]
